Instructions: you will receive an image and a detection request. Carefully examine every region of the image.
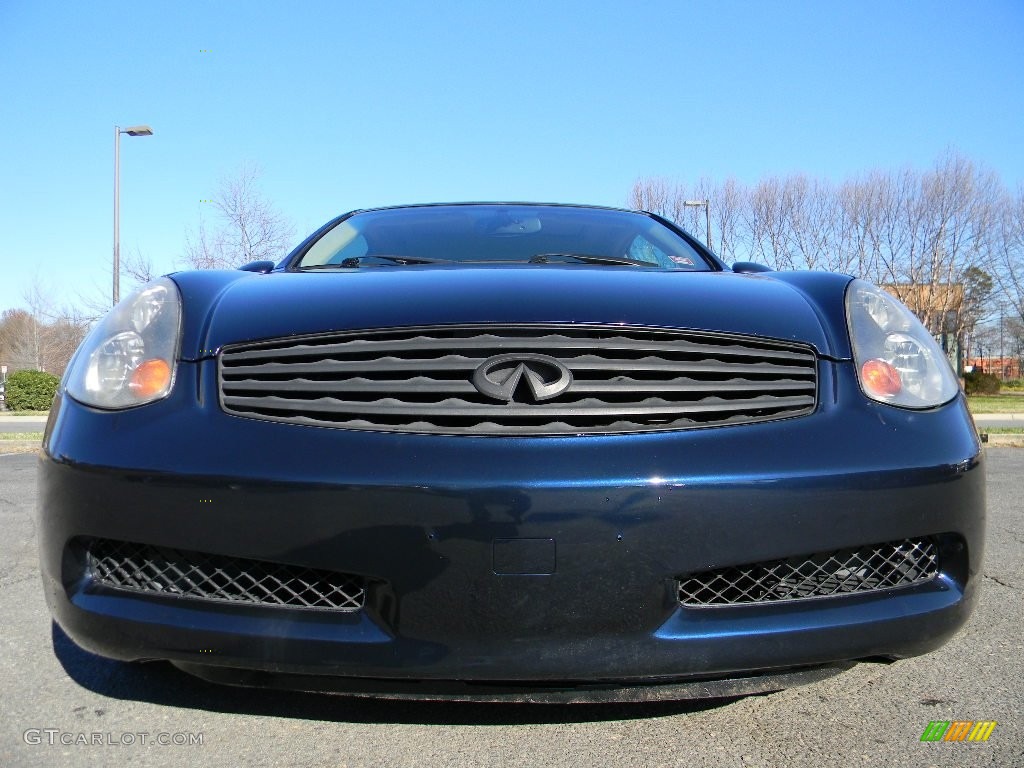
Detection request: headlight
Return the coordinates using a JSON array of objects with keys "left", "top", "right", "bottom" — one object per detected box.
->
[
  {"left": 845, "top": 280, "right": 959, "bottom": 409},
  {"left": 65, "top": 277, "right": 182, "bottom": 409}
]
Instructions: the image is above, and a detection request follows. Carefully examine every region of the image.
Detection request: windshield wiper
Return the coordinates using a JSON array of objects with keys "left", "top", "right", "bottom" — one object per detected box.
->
[
  {"left": 298, "top": 255, "right": 451, "bottom": 269},
  {"left": 299, "top": 254, "right": 659, "bottom": 269},
  {"left": 529, "top": 253, "right": 659, "bottom": 267}
]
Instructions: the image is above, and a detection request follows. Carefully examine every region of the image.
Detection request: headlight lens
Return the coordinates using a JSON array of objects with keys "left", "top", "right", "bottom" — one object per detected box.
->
[
  {"left": 846, "top": 280, "right": 959, "bottom": 408},
  {"left": 65, "top": 277, "right": 182, "bottom": 408}
]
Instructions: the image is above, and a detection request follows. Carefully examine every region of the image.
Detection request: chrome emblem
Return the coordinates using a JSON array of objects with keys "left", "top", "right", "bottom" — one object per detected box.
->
[{"left": 472, "top": 354, "right": 573, "bottom": 402}]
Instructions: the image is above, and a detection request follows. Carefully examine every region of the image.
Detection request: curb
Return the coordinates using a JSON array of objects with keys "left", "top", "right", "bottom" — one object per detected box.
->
[
  {"left": 981, "top": 434, "right": 1024, "bottom": 447},
  {"left": 0, "top": 440, "right": 41, "bottom": 455}
]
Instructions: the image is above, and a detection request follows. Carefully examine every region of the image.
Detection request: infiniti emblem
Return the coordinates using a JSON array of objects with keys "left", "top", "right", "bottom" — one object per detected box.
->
[{"left": 472, "top": 354, "right": 573, "bottom": 403}]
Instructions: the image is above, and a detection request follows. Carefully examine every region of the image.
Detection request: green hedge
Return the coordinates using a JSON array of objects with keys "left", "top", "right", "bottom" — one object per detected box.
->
[
  {"left": 4, "top": 369, "right": 60, "bottom": 411},
  {"left": 964, "top": 369, "right": 1002, "bottom": 395}
]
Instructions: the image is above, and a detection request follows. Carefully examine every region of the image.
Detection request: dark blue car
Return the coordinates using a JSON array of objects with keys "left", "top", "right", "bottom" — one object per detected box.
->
[{"left": 38, "top": 203, "right": 984, "bottom": 702}]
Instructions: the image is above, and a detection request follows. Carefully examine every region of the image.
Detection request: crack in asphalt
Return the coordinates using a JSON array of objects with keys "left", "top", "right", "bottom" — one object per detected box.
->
[
  {"left": 0, "top": 513, "right": 38, "bottom": 590},
  {"left": 983, "top": 573, "right": 1018, "bottom": 590},
  {"left": 991, "top": 525, "right": 1024, "bottom": 546},
  {"left": 0, "top": 571, "right": 39, "bottom": 591}
]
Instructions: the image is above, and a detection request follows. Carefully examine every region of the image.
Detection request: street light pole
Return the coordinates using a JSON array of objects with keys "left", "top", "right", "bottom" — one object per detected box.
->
[
  {"left": 683, "top": 199, "right": 712, "bottom": 251},
  {"left": 113, "top": 124, "right": 153, "bottom": 306}
]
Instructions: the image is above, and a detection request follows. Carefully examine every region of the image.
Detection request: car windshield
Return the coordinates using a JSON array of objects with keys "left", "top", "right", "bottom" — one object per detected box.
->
[{"left": 293, "top": 204, "right": 713, "bottom": 271}]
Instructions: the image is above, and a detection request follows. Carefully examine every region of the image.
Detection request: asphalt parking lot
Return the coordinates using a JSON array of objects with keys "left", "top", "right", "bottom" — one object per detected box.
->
[{"left": 1, "top": 450, "right": 1021, "bottom": 768}]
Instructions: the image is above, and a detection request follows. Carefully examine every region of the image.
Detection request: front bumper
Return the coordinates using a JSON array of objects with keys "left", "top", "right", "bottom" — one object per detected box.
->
[{"left": 38, "top": 359, "right": 985, "bottom": 698}]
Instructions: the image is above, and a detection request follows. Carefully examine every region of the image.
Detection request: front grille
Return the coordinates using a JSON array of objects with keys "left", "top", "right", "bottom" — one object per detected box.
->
[
  {"left": 218, "top": 324, "right": 818, "bottom": 435},
  {"left": 85, "top": 539, "right": 365, "bottom": 611},
  {"left": 678, "top": 538, "right": 939, "bottom": 607}
]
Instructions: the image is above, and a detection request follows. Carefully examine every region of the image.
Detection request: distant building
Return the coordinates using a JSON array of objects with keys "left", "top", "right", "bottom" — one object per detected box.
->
[{"left": 965, "top": 356, "right": 1022, "bottom": 380}]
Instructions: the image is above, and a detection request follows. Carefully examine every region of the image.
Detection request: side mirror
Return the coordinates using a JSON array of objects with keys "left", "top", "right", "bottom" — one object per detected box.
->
[
  {"left": 238, "top": 260, "right": 276, "bottom": 274},
  {"left": 731, "top": 262, "right": 772, "bottom": 274}
]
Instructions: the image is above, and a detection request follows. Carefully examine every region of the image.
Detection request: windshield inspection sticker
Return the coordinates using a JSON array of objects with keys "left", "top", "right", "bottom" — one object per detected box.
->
[{"left": 669, "top": 256, "right": 695, "bottom": 266}]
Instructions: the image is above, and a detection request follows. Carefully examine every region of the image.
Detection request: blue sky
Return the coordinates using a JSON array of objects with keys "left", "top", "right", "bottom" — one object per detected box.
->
[{"left": 1, "top": 0, "right": 1022, "bottom": 313}]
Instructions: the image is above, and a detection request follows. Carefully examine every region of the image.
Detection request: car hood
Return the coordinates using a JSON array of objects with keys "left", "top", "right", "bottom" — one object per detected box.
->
[{"left": 176, "top": 267, "right": 853, "bottom": 360}]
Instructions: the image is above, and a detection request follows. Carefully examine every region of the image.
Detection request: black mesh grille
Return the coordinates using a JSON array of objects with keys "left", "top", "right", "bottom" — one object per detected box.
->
[
  {"left": 678, "top": 538, "right": 939, "bottom": 607},
  {"left": 85, "top": 539, "right": 365, "bottom": 611},
  {"left": 218, "top": 324, "right": 818, "bottom": 435}
]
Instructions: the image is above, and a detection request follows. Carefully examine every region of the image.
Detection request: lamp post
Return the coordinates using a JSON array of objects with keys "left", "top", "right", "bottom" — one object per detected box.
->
[
  {"left": 683, "top": 199, "right": 712, "bottom": 251},
  {"left": 114, "top": 124, "right": 153, "bottom": 306}
]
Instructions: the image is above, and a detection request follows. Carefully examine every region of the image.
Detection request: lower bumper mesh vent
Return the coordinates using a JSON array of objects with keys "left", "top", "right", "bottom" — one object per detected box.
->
[
  {"left": 85, "top": 539, "right": 365, "bottom": 611},
  {"left": 678, "top": 538, "right": 938, "bottom": 607}
]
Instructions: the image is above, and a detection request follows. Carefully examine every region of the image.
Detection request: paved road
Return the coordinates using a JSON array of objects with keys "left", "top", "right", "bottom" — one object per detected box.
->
[
  {"left": 0, "top": 418, "right": 46, "bottom": 433},
  {"left": 1, "top": 451, "right": 1021, "bottom": 768},
  {"left": 973, "top": 414, "right": 1024, "bottom": 429}
]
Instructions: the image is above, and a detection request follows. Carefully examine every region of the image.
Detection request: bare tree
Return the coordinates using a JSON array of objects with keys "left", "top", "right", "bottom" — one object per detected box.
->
[
  {"left": 183, "top": 163, "right": 295, "bottom": 270},
  {"left": 41, "top": 315, "right": 88, "bottom": 376},
  {"left": 629, "top": 176, "right": 698, "bottom": 231},
  {"left": 629, "top": 176, "right": 744, "bottom": 258},
  {"left": 0, "top": 309, "right": 42, "bottom": 372},
  {"left": 838, "top": 172, "right": 886, "bottom": 280},
  {"left": 992, "top": 185, "right": 1024, "bottom": 324},
  {"left": 783, "top": 176, "right": 843, "bottom": 272},
  {"left": 709, "top": 177, "right": 746, "bottom": 262},
  {"left": 122, "top": 245, "right": 156, "bottom": 285},
  {"left": 0, "top": 277, "right": 89, "bottom": 376},
  {"left": 628, "top": 151, "right": 1015, "bottom": 359},
  {"left": 745, "top": 176, "right": 794, "bottom": 270}
]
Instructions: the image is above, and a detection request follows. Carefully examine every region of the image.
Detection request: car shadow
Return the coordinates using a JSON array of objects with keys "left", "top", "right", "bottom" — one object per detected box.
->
[{"left": 51, "top": 623, "right": 740, "bottom": 725}]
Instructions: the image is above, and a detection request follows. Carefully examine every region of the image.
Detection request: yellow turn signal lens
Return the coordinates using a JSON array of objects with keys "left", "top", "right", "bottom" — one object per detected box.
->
[
  {"left": 861, "top": 359, "right": 902, "bottom": 398},
  {"left": 129, "top": 359, "right": 172, "bottom": 399}
]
